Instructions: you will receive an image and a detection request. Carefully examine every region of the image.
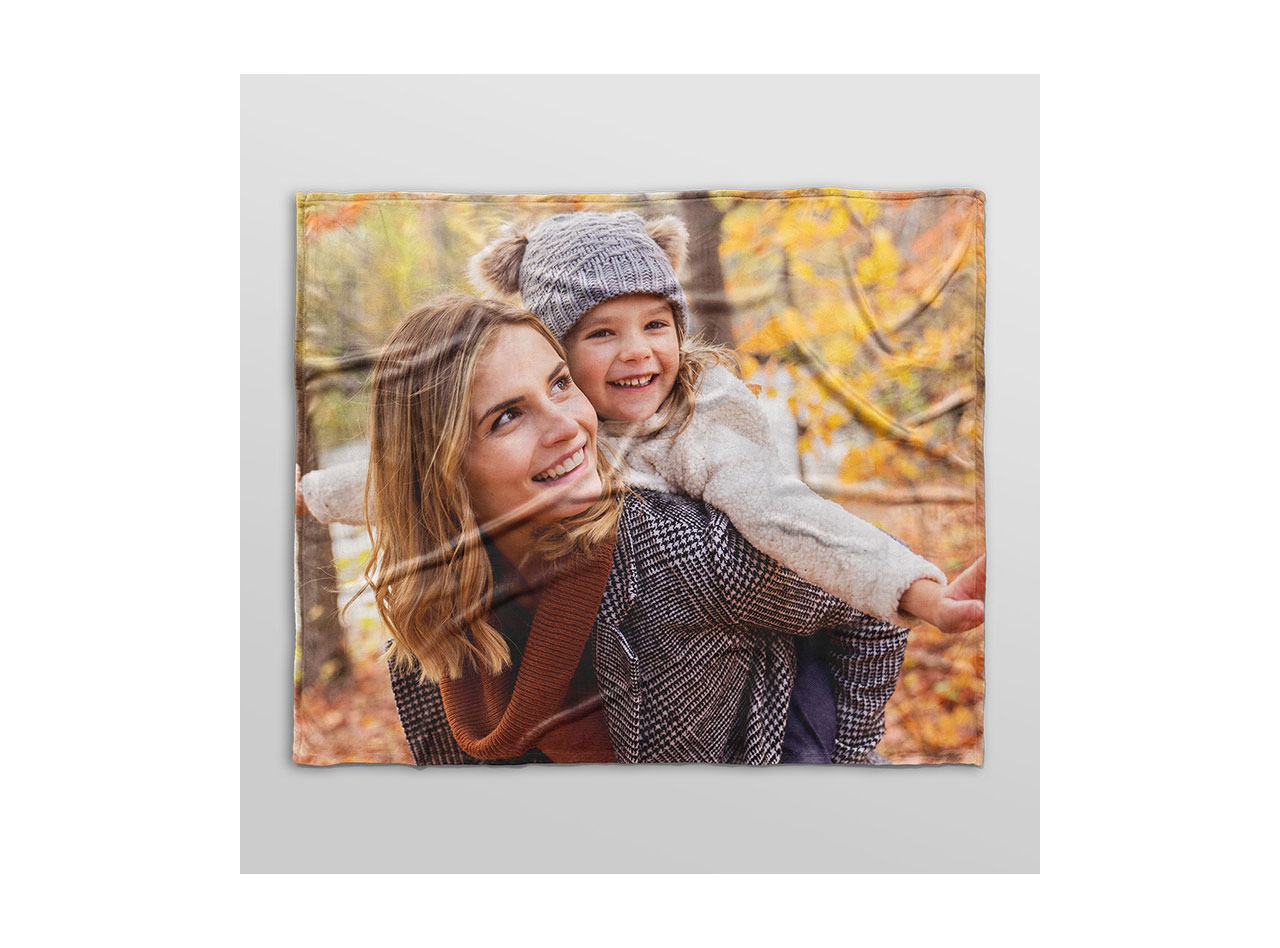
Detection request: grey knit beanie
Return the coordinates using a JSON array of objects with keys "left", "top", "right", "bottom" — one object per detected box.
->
[{"left": 469, "top": 211, "right": 690, "bottom": 340}]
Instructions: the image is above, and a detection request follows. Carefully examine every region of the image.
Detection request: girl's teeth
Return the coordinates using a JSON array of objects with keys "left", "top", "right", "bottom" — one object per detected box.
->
[{"left": 613, "top": 375, "right": 654, "bottom": 388}]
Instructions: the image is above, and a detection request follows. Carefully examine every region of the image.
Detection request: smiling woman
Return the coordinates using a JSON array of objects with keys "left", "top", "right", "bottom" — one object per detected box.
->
[
  {"left": 365, "top": 296, "right": 622, "bottom": 693},
  {"left": 365, "top": 293, "right": 916, "bottom": 765}
]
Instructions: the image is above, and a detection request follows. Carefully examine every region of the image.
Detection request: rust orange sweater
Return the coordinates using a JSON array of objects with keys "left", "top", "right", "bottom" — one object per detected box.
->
[{"left": 438, "top": 534, "right": 616, "bottom": 763}]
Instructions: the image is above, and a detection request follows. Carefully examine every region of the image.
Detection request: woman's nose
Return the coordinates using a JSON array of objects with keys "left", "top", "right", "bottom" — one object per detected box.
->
[{"left": 540, "top": 402, "right": 580, "bottom": 445}]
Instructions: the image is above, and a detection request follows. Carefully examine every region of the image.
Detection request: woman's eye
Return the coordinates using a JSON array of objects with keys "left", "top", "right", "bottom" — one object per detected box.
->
[
  {"left": 491, "top": 408, "right": 519, "bottom": 432},
  {"left": 552, "top": 374, "right": 574, "bottom": 393}
]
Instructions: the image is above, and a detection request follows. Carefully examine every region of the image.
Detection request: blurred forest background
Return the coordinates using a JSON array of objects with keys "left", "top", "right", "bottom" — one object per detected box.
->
[{"left": 295, "top": 189, "right": 984, "bottom": 766}]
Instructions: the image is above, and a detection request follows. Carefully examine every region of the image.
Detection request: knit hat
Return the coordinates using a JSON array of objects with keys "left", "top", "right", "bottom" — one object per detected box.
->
[{"left": 469, "top": 211, "right": 690, "bottom": 340}]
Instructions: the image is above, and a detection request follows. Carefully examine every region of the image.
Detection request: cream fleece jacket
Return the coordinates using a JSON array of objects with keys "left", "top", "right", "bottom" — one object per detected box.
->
[
  {"left": 299, "top": 461, "right": 369, "bottom": 527},
  {"left": 300, "top": 365, "right": 945, "bottom": 621}
]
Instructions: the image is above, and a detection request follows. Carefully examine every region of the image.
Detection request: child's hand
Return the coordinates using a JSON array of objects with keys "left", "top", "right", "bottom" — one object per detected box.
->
[
  {"left": 295, "top": 464, "right": 310, "bottom": 517},
  {"left": 899, "top": 555, "right": 986, "bottom": 634}
]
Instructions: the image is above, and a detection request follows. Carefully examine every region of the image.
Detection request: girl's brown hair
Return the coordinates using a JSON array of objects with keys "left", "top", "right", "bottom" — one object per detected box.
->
[
  {"left": 364, "top": 294, "right": 622, "bottom": 684},
  {"left": 647, "top": 325, "right": 743, "bottom": 437}
]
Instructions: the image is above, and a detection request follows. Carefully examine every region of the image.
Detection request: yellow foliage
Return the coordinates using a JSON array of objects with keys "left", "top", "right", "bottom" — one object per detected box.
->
[
  {"left": 826, "top": 202, "right": 852, "bottom": 237},
  {"left": 821, "top": 336, "right": 856, "bottom": 366},
  {"left": 775, "top": 207, "right": 812, "bottom": 248},
  {"left": 857, "top": 226, "right": 902, "bottom": 288},
  {"left": 840, "top": 440, "right": 900, "bottom": 482},
  {"left": 847, "top": 197, "right": 879, "bottom": 225},
  {"left": 790, "top": 259, "right": 818, "bottom": 283},
  {"left": 892, "top": 454, "right": 921, "bottom": 481},
  {"left": 811, "top": 301, "right": 851, "bottom": 336},
  {"left": 736, "top": 317, "right": 791, "bottom": 354}
]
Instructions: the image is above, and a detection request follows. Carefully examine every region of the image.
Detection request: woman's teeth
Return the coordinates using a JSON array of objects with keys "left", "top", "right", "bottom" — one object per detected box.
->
[
  {"left": 609, "top": 374, "right": 655, "bottom": 388},
  {"left": 533, "top": 447, "right": 586, "bottom": 482}
]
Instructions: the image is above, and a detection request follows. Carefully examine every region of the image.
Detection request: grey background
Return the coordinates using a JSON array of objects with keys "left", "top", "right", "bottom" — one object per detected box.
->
[{"left": 242, "top": 75, "right": 1039, "bottom": 873}]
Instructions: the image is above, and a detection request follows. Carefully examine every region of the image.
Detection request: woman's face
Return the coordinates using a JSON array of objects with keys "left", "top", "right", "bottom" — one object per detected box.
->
[{"left": 463, "top": 324, "right": 603, "bottom": 532}]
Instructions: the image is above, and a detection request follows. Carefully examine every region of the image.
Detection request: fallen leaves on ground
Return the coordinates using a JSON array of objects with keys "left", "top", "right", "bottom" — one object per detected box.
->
[{"left": 293, "top": 659, "right": 412, "bottom": 766}]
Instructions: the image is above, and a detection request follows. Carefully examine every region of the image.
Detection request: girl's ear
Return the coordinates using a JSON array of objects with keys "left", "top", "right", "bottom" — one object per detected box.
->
[
  {"left": 645, "top": 216, "right": 689, "bottom": 273},
  {"left": 468, "top": 221, "right": 529, "bottom": 296}
]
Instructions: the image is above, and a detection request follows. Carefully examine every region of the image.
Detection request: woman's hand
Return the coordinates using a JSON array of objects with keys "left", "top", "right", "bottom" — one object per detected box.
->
[{"left": 899, "top": 554, "right": 986, "bottom": 634}]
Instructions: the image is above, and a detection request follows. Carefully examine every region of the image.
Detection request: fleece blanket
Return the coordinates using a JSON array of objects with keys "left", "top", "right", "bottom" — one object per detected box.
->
[{"left": 294, "top": 188, "right": 985, "bottom": 766}]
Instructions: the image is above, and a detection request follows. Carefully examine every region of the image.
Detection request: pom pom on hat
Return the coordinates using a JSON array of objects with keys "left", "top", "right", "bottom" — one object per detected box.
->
[
  {"left": 467, "top": 221, "right": 529, "bottom": 296},
  {"left": 644, "top": 215, "right": 689, "bottom": 273}
]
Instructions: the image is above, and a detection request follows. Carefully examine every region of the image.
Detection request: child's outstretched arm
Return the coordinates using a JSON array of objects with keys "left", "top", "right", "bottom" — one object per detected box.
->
[
  {"left": 899, "top": 554, "right": 986, "bottom": 634},
  {"left": 297, "top": 459, "right": 369, "bottom": 526},
  {"left": 648, "top": 365, "right": 949, "bottom": 626}
]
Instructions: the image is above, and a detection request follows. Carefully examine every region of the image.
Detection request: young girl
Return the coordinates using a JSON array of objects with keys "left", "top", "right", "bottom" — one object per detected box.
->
[{"left": 300, "top": 210, "right": 985, "bottom": 760}]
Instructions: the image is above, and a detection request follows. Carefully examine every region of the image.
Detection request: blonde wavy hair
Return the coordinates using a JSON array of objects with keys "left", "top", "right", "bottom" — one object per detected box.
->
[{"left": 364, "top": 295, "right": 623, "bottom": 684}]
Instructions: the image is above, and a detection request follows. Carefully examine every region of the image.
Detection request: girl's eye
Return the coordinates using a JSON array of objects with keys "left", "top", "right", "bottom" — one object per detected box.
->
[
  {"left": 646, "top": 320, "right": 670, "bottom": 331},
  {"left": 586, "top": 328, "right": 613, "bottom": 339}
]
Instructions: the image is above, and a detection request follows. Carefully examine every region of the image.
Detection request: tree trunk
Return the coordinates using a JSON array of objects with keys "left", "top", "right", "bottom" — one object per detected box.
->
[
  {"left": 295, "top": 381, "right": 351, "bottom": 694},
  {"left": 677, "top": 194, "right": 735, "bottom": 348}
]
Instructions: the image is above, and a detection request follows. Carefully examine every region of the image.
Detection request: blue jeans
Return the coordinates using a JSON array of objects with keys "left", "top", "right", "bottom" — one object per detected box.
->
[{"left": 779, "top": 633, "right": 836, "bottom": 764}]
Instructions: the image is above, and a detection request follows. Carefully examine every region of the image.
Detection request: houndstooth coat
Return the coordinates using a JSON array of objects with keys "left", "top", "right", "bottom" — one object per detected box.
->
[{"left": 389, "top": 490, "right": 909, "bottom": 765}]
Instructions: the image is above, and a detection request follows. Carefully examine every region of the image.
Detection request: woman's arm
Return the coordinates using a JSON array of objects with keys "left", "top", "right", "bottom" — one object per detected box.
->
[
  {"left": 624, "top": 492, "right": 910, "bottom": 763},
  {"left": 668, "top": 492, "right": 903, "bottom": 641},
  {"left": 687, "top": 498, "right": 909, "bottom": 762},
  {"left": 826, "top": 615, "right": 909, "bottom": 763}
]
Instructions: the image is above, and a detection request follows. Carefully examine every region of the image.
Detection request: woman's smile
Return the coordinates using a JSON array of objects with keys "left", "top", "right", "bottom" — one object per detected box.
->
[{"left": 532, "top": 444, "right": 588, "bottom": 482}]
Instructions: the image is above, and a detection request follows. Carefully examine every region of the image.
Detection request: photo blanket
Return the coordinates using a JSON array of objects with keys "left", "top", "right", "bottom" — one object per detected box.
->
[{"left": 294, "top": 188, "right": 985, "bottom": 766}]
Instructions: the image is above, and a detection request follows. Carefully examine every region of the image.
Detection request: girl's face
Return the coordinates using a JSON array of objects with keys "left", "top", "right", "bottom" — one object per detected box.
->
[
  {"left": 463, "top": 324, "right": 603, "bottom": 533},
  {"left": 563, "top": 294, "right": 680, "bottom": 423}
]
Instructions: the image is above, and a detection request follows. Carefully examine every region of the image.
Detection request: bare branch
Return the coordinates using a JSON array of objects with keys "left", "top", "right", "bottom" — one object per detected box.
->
[
  {"left": 301, "top": 351, "right": 379, "bottom": 385},
  {"left": 836, "top": 248, "right": 893, "bottom": 355},
  {"left": 901, "top": 386, "right": 977, "bottom": 428},
  {"left": 892, "top": 217, "right": 976, "bottom": 334},
  {"left": 790, "top": 338, "right": 975, "bottom": 472},
  {"left": 807, "top": 480, "right": 974, "bottom": 505}
]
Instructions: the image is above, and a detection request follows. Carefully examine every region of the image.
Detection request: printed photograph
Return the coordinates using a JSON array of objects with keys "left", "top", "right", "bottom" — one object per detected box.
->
[{"left": 294, "top": 188, "right": 986, "bottom": 766}]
